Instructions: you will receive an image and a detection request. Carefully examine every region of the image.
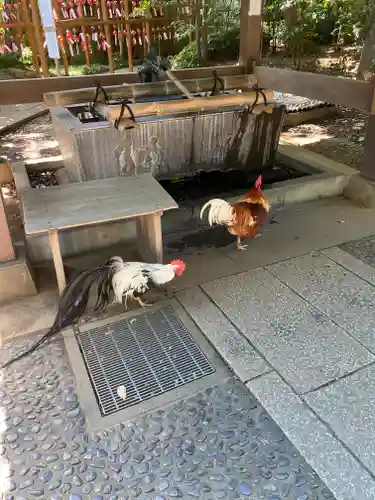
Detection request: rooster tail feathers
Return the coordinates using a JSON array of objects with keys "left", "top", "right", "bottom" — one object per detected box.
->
[
  {"left": 1, "top": 265, "right": 113, "bottom": 370},
  {"left": 93, "top": 269, "right": 115, "bottom": 313},
  {"left": 200, "top": 200, "right": 212, "bottom": 220},
  {"left": 0, "top": 323, "right": 60, "bottom": 369},
  {"left": 55, "top": 266, "right": 108, "bottom": 326},
  {"left": 200, "top": 198, "right": 232, "bottom": 226}
]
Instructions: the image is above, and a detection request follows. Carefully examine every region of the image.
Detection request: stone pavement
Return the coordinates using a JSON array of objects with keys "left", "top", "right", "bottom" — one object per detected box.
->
[
  {"left": 181, "top": 244, "right": 375, "bottom": 500},
  {"left": 0, "top": 336, "right": 333, "bottom": 500},
  {"left": 2, "top": 197, "right": 375, "bottom": 499},
  {"left": 0, "top": 104, "right": 47, "bottom": 136}
]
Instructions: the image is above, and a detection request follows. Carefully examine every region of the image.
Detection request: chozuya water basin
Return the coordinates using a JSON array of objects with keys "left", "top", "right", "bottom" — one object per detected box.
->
[{"left": 50, "top": 93, "right": 286, "bottom": 184}]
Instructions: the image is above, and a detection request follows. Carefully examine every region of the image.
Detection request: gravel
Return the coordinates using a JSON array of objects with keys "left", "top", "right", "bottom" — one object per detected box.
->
[
  {"left": 29, "top": 171, "right": 59, "bottom": 189},
  {"left": 274, "top": 91, "right": 331, "bottom": 112},
  {"left": 282, "top": 107, "right": 368, "bottom": 169},
  {"left": 0, "top": 114, "right": 59, "bottom": 163}
]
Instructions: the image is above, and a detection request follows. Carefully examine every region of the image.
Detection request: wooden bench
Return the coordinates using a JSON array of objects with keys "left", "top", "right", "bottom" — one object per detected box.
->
[{"left": 21, "top": 174, "right": 178, "bottom": 295}]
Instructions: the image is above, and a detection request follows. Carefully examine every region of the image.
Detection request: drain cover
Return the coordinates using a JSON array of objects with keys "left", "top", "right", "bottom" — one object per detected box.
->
[{"left": 75, "top": 305, "right": 216, "bottom": 417}]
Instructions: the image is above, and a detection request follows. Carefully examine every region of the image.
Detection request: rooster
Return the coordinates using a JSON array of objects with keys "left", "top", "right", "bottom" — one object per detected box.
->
[
  {"left": 1, "top": 257, "right": 186, "bottom": 369},
  {"left": 200, "top": 175, "right": 269, "bottom": 250}
]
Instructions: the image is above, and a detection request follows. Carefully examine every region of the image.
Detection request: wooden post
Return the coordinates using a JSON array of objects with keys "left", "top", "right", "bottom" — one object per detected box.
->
[
  {"left": 100, "top": 0, "right": 115, "bottom": 72},
  {"left": 146, "top": 21, "right": 151, "bottom": 53},
  {"left": 360, "top": 85, "right": 375, "bottom": 181},
  {"left": 136, "top": 213, "right": 163, "bottom": 263},
  {"left": 201, "top": 0, "right": 208, "bottom": 63},
  {"left": 142, "top": 22, "right": 147, "bottom": 56},
  {"left": 52, "top": 0, "right": 70, "bottom": 75},
  {"left": 195, "top": 0, "right": 201, "bottom": 64},
  {"left": 124, "top": 0, "right": 133, "bottom": 72},
  {"left": 54, "top": 58, "right": 62, "bottom": 76},
  {"left": 0, "top": 189, "right": 15, "bottom": 262},
  {"left": 29, "top": 0, "right": 50, "bottom": 77},
  {"left": 76, "top": 0, "right": 92, "bottom": 67},
  {"left": 20, "top": 0, "right": 41, "bottom": 77},
  {"left": 48, "top": 229, "right": 66, "bottom": 295},
  {"left": 239, "top": 0, "right": 263, "bottom": 72},
  {"left": 119, "top": 23, "right": 124, "bottom": 59}
]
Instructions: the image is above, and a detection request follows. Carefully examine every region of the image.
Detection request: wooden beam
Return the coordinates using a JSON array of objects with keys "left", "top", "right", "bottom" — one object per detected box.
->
[
  {"left": 123, "top": 0, "right": 133, "bottom": 73},
  {"left": 20, "top": 0, "right": 40, "bottom": 77},
  {"left": 239, "top": 0, "right": 263, "bottom": 71},
  {"left": 45, "top": 73, "right": 256, "bottom": 106},
  {"left": 100, "top": 0, "right": 115, "bottom": 73},
  {"left": 0, "top": 65, "right": 244, "bottom": 105},
  {"left": 103, "top": 90, "right": 275, "bottom": 120},
  {"left": 29, "top": 0, "right": 50, "bottom": 77},
  {"left": 256, "top": 66, "right": 374, "bottom": 111}
]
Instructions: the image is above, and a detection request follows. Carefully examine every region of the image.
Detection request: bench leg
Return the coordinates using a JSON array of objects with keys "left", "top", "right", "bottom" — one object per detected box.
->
[
  {"left": 136, "top": 212, "right": 163, "bottom": 263},
  {"left": 48, "top": 229, "right": 67, "bottom": 295}
]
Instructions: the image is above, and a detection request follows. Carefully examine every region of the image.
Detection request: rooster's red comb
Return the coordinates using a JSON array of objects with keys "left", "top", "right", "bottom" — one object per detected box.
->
[
  {"left": 255, "top": 175, "right": 262, "bottom": 189},
  {"left": 170, "top": 259, "right": 186, "bottom": 270}
]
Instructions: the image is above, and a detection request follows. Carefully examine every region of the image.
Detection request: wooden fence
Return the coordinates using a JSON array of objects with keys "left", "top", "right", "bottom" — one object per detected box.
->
[{"left": 0, "top": 0, "right": 195, "bottom": 76}]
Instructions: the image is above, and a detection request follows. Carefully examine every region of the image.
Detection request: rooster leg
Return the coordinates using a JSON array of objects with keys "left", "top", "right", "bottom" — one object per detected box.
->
[
  {"left": 123, "top": 294, "right": 129, "bottom": 311},
  {"left": 236, "top": 236, "right": 248, "bottom": 251},
  {"left": 135, "top": 296, "right": 153, "bottom": 309}
]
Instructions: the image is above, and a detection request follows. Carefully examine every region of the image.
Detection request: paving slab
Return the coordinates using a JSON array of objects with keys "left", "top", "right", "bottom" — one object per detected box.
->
[
  {"left": 224, "top": 197, "right": 375, "bottom": 272},
  {"left": 3, "top": 197, "right": 375, "bottom": 343},
  {"left": 0, "top": 335, "right": 334, "bottom": 500},
  {"left": 339, "top": 235, "right": 375, "bottom": 268},
  {"left": 164, "top": 247, "right": 242, "bottom": 292},
  {"left": 248, "top": 371, "right": 375, "bottom": 500},
  {"left": 267, "top": 251, "right": 375, "bottom": 353},
  {"left": 305, "top": 364, "right": 375, "bottom": 477},
  {"left": 177, "top": 287, "right": 271, "bottom": 383},
  {"left": 321, "top": 246, "right": 375, "bottom": 286},
  {"left": 201, "top": 269, "right": 374, "bottom": 394}
]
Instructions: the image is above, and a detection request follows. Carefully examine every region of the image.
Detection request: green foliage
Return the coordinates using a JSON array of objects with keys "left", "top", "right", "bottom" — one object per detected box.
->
[
  {"left": 171, "top": 41, "right": 199, "bottom": 69},
  {"left": 83, "top": 63, "right": 110, "bottom": 75},
  {"left": 263, "top": 0, "right": 326, "bottom": 67},
  {"left": 206, "top": 0, "right": 240, "bottom": 60},
  {"left": 0, "top": 53, "right": 23, "bottom": 70},
  {"left": 0, "top": 47, "right": 34, "bottom": 71},
  {"left": 2, "top": 0, "right": 371, "bottom": 76},
  {"left": 19, "top": 46, "right": 34, "bottom": 67}
]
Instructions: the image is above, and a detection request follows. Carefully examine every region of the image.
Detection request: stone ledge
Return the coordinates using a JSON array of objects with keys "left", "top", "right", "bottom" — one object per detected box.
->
[
  {"left": 177, "top": 286, "right": 271, "bottom": 383},
  {"left": 344, "top": 174, "right": 375, "bottom": 208},
  {"left": 0, "top": 105, "right": 48, "bottom": 137},
  {"left": 0, "top": 245, "right": 37, "bottom": 304}
]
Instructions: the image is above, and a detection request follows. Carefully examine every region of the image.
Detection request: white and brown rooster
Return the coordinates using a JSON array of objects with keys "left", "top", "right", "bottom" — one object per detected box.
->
[
  {"left": 2, "top": 257, "right": 186, "bottom": 369},
  {"left": 200, "top": 175, "right": 270, "bottom": 250}
]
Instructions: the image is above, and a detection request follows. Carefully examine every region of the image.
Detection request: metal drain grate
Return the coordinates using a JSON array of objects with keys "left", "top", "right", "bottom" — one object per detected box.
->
[{"left": 76, "top": 306, "right": 216, "bottom": 416}]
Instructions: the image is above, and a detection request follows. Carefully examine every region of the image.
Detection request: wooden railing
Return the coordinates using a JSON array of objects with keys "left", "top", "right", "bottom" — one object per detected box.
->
[{"left": 0, "top": 0, "right": 194, "bottom": 77}]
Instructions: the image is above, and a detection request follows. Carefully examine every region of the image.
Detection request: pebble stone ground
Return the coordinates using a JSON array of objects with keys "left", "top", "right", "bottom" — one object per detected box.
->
[{"left": 0, "top": 334, "right": 335, "bottom": 500}]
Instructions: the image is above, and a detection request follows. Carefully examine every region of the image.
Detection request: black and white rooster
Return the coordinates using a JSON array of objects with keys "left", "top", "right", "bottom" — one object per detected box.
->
[{"left": 1, "top": 257, "right": 186, "bottom": 369}]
